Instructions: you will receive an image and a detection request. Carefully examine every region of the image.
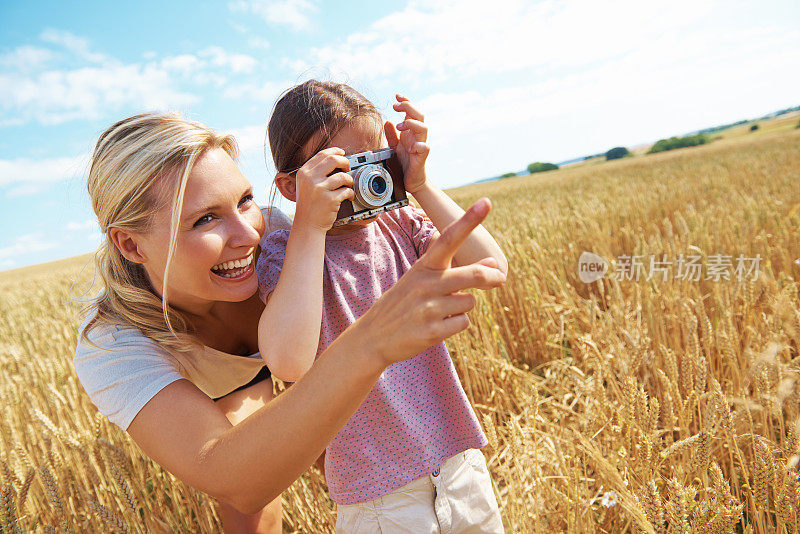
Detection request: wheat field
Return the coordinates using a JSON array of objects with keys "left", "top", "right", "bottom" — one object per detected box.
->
[{"left": 1, "top": 127, "right": 799, "bottom": 533}]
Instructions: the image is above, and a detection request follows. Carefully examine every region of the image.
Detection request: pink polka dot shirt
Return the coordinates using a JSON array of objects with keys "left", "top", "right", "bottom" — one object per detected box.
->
[{"left": 255, "top": 206, "right": 487, "bottom": 504}]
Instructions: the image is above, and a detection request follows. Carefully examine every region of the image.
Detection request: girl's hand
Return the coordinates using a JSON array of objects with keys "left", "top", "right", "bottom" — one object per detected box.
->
[
  {"left": 385, "top": 94, "right": 429, "bottom": 194},
  {"left": 351, "top": 198, "right": 506, "bottom": 366},
  {"left": 293, "top": 147, "right": 355, "bottom": 232}
]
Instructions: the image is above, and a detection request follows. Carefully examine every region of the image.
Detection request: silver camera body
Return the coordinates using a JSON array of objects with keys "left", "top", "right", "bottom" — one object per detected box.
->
[{"left": 333, "top": 148, "right": 408, "bottom": 227}]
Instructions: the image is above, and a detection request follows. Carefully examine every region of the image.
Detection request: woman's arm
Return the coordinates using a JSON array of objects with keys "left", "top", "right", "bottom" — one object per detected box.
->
[
  {"left": 214, "top": 382, "right": 281, "bottom": 533},
  {"left": 129, "top": 334, "right": 380, "bottom": 514},
  {"left": 127, "top": 199, "right": 505, "bottom": 514}
]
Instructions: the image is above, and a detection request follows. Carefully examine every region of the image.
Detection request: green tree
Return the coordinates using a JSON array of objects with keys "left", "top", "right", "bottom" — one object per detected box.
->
[
  {"left": 648, "top": 133, "right": 709, "bottom": 154},
  {"left": 749, "top": 124, "right": 759, "bottom": 132},
  {"left": 500, "top": 172, "right": 517, "bottom": 178},
  {"left": 527, "top": 162, "right": 559, "bottom": 174},
  {"left": 605, "top": 147, "right": 629, "bottom": 160}
]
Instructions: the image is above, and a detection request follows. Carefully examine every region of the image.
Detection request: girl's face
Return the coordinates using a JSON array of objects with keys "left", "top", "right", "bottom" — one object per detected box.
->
[
  {"left": 306, "top": 116, "right": 386, "bottom": 233},
  {"left": 137, "top": 147, "right": 265, "bottom": 315}
]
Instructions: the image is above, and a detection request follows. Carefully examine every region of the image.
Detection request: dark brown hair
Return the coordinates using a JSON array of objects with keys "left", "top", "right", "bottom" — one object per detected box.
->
[{"left": 268, "top": 80, "right": 381, "bottom": 174}]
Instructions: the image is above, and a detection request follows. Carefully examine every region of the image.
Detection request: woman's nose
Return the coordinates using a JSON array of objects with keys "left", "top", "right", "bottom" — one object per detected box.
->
[{"left": 225, "top": 212, "right": 261, "bottom": 248}]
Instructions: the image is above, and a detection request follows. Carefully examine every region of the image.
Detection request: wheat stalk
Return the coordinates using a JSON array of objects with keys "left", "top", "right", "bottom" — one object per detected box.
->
[
  {"left": 110, "top": 462, "right": 138, "bottom": 512},
  {"left": 1, "top": 484, "right": 18, "bottom": 534},
  {"left": 37, "top": 465, "right": 64, "bottom": 513},
  {"left": 16, "top": 469, "right": 33, "bottom": 510},
  {"left": 87, "top": 499, "right": 129, "bottom": 532}
]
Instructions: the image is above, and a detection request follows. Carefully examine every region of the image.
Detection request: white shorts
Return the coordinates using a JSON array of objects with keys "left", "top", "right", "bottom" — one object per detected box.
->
[{"left": 334, "top": 449, "right": 504, "bottom": 533}]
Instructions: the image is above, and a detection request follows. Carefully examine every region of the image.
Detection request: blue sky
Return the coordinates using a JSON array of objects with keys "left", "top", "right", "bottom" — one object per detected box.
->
[{"left": 1, "top": 0, "right": 799, "bottom": 270}]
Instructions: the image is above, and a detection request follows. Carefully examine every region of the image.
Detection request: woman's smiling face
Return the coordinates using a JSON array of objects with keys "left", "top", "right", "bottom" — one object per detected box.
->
[{"left": 138, "top": 147, "right": 265, "bottom": 314}]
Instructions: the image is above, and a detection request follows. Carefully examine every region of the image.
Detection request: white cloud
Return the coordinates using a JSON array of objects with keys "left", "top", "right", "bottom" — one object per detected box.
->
[
  {"left": 442, "top": 26, "right": 799, "bottom": 135},
  {"left": 0, "top": 32, "right": 262, "bottom": 126},
  {"left": 226, "top": 124, "right": 269, "bottom": 154},
  {"left": 0, "top": 154, "right": 87, "bottom": 190},
  {"left": 64, "top": 220, "right": 102, "bottom": 245},
  {"left": 5, "top": 183, "right": 58, "bottom": 198},
  {"left": 0, "top": 117, "right": 25, "bottom": 128},
  {"left": 229, "top": 0, "right": 317, "bottom": 32},
  {"left": 222, "top": 79, "right": 285, "bottom": 104},
  {"left": 267, "top": 0, "right": 800, "bottom": 188},
  {"left": 39, "top": 28, "right": 107, "bottom": 64},
  {"left": 66, "top": 220, "right": 98, "bottom": 232},
  {"left": 395, "top": 22, "right": 800, "bottom": 187},
  {"left": 0, "top": 233, "right": 58, "bottom": 264},
  {"left": 228, "top": 20, "right": 271, "bottom": 51},
  {"left": 0, "top": 46, "right": 55, "bottom": 71},
  {"left": 248, "top": 37, "right": 271, "bottom": 51},
  {"left": 0, "top": 64, "right": 200, "bottom": 125},
  {"left": 160, "top": 54, "right": 204, "bottom": 74},
  {"left": 0, "top": 121, "right": 271, "bottom": 198},
  {"left": 295, "top": 0, "right": 719, "bottom": 84},
  {"left": 199, "top": 46, "right": 258, "bottom": 74}
]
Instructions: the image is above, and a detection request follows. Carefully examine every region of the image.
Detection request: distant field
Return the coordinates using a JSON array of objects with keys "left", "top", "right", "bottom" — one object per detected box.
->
[
  {"left": 1, "top": 127, "right": 799, "bottom": 532},
  {"left": 0, "top": 253, "right": 93, "bottom": 285},
  {"left": 551, "top": 110, "right": 800, "bottom": 170},
  {"left": 712, "top": 111, "right": 800, "bottom": 141}
]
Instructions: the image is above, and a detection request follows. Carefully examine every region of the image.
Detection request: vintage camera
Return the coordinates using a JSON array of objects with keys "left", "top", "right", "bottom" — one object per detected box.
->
[{"left": 333, "top": 148, "right": 408, "bottom": 227}]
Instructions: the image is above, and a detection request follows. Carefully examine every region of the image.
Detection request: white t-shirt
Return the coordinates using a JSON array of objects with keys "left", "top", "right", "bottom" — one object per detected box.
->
[{"left": 73, "top": 206, "right": 292, "bottom": 431}]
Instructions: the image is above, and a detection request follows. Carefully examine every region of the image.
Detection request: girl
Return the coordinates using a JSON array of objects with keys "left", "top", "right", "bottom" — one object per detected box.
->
[{"left": 256, "top": 80, "right": 508, "bottom": 532}]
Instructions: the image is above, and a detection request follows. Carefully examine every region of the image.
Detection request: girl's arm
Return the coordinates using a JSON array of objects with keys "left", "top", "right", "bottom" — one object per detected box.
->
[
  {"left": 257, "top": 225, "right": 325, "bottom": 382},
  {"left": 127, "top": 200, "right": 506, "bottom": 514},
  {"left": 388, "top": 96, "right": 508, "bottom": 276},
  {"left": 257, "top": 148, "right": 354, "bottom": 382}
]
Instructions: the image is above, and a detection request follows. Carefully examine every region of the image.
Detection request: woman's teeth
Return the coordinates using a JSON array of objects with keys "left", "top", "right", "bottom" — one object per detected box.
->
[
  {"left": 211, "top": 254, "right": 253, "bottom": 277},
  {"left": 216, "top": 267, "right": 248, "bottom": 278}
]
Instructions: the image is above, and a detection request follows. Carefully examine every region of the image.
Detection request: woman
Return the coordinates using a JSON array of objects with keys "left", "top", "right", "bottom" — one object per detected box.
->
[{"left": 74, "top": 112, "right": 506, "bottom": 533}]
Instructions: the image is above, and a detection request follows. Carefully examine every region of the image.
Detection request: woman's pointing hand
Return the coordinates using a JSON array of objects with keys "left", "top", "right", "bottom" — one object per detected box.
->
[{"left": 355, "top": 197, "right": 506, "bottom": 367}]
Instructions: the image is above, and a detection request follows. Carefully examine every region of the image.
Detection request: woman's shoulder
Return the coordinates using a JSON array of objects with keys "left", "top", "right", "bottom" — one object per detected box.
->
[
  {"left": 260, "top": 205, "right": 292, "bottom": 234},
  {"left": 74, "top": 305, "right": 185, "bottom": 431},
  {"left": 76, "top": 305, "right": 170, "bottom": 355},
  {"left": 257, "top": 206, "right": 291, "bottom": 254}
]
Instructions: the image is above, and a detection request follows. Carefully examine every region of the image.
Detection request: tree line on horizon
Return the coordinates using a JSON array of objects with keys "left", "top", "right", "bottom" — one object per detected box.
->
[{"left": 498, "top": 105, "right": 800, "bottom": 179}]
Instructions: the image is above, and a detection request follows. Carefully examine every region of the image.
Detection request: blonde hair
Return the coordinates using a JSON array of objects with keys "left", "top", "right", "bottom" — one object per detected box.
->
[{"left": 81, "top": 112, "right": 238, "bottom": 353}]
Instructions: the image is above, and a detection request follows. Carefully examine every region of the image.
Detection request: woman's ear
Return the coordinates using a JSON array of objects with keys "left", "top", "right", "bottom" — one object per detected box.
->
[
  {"left": 108, "top": 227, "right": 147, "bottom": 264},
  {"left": 274, "top": 172, "right": 297, "bottom": 202}
]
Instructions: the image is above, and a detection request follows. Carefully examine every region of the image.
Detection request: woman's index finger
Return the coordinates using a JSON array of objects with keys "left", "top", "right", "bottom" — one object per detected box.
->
[{"left": 419, "top": 198, "right": 492, "bottom": 270}]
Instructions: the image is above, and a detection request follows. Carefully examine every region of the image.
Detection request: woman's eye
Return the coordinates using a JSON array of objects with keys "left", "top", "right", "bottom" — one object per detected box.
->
[
  {"left": 194, "top": 214, "right": 214, "bottom": 227},
  {"left": 193, "top": 195, "right": 252, "bottom": 228}
]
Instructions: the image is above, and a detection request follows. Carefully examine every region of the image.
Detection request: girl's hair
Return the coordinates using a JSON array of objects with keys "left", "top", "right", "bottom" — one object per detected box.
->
[
  {"left": 268, "top": 80, "right": 381, "bottom": 174},
  {"left": 81, "top": 111, "right": 237, "bottom": 353}
]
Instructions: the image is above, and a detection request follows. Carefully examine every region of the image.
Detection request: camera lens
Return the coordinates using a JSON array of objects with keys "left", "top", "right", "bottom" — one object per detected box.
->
[
  {"left": 369, "top": 175, "right": 387, "bottom": 195},
  {"left": 352, "top": 164, "right": 393, "bottom": 208}
]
